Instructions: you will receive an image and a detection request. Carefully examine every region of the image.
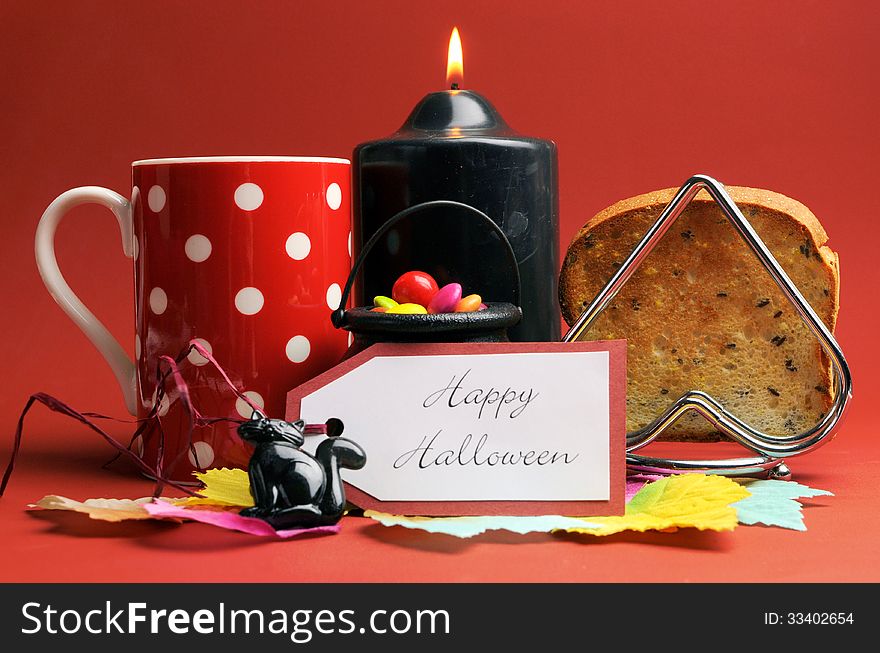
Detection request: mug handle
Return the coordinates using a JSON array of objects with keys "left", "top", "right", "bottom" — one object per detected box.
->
[{"left": 35, "top": 187, "right": 138, "bottom": 415}]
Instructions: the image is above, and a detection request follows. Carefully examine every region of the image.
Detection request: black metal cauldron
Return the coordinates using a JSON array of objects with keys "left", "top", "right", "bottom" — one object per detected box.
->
[{"left": 331, "top": 201, "right": 522, "bottom": 358}]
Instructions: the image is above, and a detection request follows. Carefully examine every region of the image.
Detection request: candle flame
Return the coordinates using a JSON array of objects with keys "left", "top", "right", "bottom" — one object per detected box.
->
[{"left": 446, "top": 27, "right": 463, "bottom": 89}]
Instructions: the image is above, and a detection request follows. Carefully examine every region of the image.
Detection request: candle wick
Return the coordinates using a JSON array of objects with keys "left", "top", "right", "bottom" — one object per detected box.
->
[{"left": 450, "top": 83, "right": 460, "bottom": 90}]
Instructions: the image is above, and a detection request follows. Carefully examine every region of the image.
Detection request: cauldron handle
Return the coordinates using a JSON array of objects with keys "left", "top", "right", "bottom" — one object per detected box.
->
[{"left": 332, "top": 200, "right": 521, "bottom": 328}]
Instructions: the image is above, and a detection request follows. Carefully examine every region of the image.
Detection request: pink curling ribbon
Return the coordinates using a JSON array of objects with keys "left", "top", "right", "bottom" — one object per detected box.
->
[{"left": 1, "top": 339, "right": 329, "bottom": 498}]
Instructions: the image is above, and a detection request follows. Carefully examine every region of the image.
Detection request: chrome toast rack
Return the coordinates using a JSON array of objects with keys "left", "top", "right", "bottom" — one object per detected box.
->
[{"left": 562, "top": 174, "right": 853, "bottom": 479}]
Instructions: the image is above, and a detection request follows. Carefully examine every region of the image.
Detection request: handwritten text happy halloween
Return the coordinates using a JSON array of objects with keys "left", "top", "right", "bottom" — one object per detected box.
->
[{"left": 393, "top": 369, "right": 579, "bottom": 470}]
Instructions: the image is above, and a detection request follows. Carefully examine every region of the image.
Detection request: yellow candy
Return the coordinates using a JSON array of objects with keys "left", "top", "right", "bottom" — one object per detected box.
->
[
  {"left": 386, "top": 303, "right": 428, "bottom": 314},
  {"left": 373, "top": 295, "right": 398, "bottom": 309}
]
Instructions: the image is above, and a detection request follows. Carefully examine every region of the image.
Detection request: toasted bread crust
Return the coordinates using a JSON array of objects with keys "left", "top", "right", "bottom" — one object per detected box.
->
[{"left": 561, "top": 186, "right": 839, "bottom": 332}]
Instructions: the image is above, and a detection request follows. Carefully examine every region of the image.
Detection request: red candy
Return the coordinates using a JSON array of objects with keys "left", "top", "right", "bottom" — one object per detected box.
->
[{"left": 391, "top": 271, "right": 439, "bottom": 308}]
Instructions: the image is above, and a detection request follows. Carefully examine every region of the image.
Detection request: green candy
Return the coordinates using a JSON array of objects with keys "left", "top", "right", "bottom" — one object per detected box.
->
[{"left": 373, "top": 295, "right": 399, "bottom": 309}]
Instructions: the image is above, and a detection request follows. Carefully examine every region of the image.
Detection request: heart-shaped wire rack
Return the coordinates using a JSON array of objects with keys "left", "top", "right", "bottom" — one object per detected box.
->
[{"left": 562, "top": 175, "right": 853, "bottom": 479}]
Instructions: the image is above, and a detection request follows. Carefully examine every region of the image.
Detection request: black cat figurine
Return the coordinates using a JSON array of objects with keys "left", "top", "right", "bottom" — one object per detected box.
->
[{"left": 237, "top": 412, "right": 366, "bottom": 529}]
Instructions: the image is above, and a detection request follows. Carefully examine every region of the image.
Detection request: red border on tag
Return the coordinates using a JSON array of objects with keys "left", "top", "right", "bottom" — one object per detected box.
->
[{"left": 286, "top": 341, "right": 626, "bottom": 517}]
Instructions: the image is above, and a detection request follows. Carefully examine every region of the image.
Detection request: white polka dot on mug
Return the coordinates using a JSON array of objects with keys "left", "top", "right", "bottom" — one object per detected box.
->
[
  {"left": 286, "top": 232, "right": 311, "bottom": 261},
  {"left": 188, "top": 440, "right": 215, "bottom": 469},
  {"left": 326, "top": 283, "right": 342, "bottom": 310},
  {"left": 326, "top": 182, "right": 342, "bottom": 210},
  {"left": 235, "top": 287, "right": 264, "bottom": 315},
  {"left": 185, "top": 234, "right": 212, "bottom": 262},
  {"left": 286, "top": 335, "right": 311, "bottom": 363},
  {"left": 236, "top": 390, "right": 265, "bottom": 419},
  {"left": 148, "top": 185, "right": 166, "bottom": 212},
  {"left": 149, "top": 287, "right": 167, "bottom": 315},
  {"left": 187, "top": 338, "right": 213, "bottom": 366}
]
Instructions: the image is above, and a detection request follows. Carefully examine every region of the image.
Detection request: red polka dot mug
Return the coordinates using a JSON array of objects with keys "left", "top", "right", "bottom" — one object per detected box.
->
[{"left": 35, "top": 156, "right": 352, "bottom": 480}]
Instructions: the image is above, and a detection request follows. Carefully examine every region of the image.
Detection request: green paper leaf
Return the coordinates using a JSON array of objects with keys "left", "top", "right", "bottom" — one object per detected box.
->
[{"left": 733, "top": 480, "right": 832, "bottom": 531}]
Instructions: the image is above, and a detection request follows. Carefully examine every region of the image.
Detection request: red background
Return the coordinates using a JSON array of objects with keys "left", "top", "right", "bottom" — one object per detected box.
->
[{"left": 1, "top": 0, "right": 878, "bottom": 581}]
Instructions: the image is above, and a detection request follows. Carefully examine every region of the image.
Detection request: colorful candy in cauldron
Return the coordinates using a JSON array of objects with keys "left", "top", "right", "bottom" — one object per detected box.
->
[{"left": 370, "top": 271, "right": 488, "bottom": 315}]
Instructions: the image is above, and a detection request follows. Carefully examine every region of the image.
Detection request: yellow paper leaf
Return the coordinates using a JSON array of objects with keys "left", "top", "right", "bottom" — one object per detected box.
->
[
  {"left": 173, "top": 467, "right": 254, "bottom": 508},
  {"left": 565, "top": 474, "right": 750, "bottom": 535},
  {"left": 31, "top": 495, "right": 155, "bottom": 522}
]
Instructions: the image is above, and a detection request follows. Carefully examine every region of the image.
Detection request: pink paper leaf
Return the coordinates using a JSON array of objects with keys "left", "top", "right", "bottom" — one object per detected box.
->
[{"left": 143, "top": 500, "right": 340, "bottom": 538}]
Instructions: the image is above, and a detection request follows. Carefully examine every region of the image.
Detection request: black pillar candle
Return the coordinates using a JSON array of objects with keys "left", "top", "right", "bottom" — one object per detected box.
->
[{"left": 353, "top": 88, "right": 559, "bottom": 342}]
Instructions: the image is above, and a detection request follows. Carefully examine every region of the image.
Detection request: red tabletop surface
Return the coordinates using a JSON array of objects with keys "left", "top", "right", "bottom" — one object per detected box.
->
[
  {"left": 0, "top": 422, "right": 877, "bottom": 583},
  {"left": 2, "top": 0, "right": 879, "bottom": 582}
]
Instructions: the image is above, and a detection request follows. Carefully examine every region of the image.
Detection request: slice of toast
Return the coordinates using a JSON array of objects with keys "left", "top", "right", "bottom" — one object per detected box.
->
[{"left": 559, "top": 186, "right": 839, "bottom": 440}]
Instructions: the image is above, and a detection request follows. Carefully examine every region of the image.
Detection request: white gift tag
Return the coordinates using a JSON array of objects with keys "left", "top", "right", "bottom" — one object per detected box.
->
[{"left": 287, "top": 342, "right": 626, "bottom": 516}]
